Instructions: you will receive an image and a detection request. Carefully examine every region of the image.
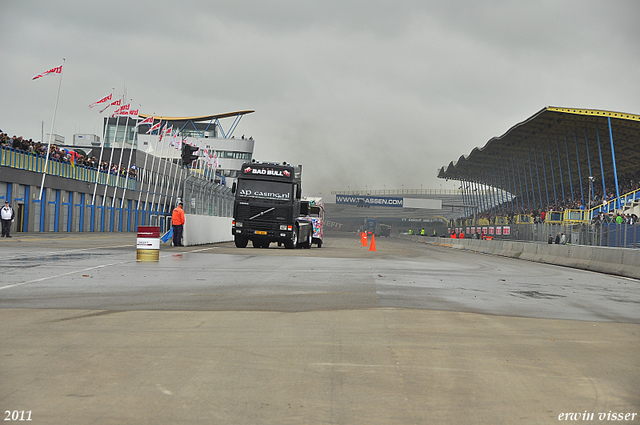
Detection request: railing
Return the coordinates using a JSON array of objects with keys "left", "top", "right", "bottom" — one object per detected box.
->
[
  {"left": 1, "top": 145, "right": 136, "bottom": 190},
  {"left": 451, "top": 222, "right": 639, "bottom": 249},
  {"left": 584, "top": 187, "right": 640, "bottom": 220},
  {"left": 563, "top": 209, "right": 585, "bottom": 223}
]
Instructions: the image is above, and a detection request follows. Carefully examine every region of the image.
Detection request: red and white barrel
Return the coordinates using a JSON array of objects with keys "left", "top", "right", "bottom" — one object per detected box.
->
[{"left": 137, "top": 226, "right": 160, "bottom": 262}]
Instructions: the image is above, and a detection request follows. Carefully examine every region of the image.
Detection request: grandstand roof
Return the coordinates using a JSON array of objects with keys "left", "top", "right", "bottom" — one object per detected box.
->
[
  {"left": 138, "top": 110, "right": 254, "bottom": 122},
  {"left": 438, "top": 107, "right": 640, "bottom": 195}
]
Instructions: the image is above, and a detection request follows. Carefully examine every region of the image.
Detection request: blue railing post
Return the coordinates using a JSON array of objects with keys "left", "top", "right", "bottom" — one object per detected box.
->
[
  {"left": 564, "top": 135, "right": 574, "bottom": 204},
  {"left": 584, "top": 127, "right": 594, "bottom": 201},
  {"left": 540, "top": 146, "right": 550, "bottom": 207},
  {"left": 595, "top": 122, "right": 607, "bottom": 205},
  {"left": 556, "top": 138, "right": 566, "bottom": 203},
  {"left": 574, "top": 130, "right": 584, "bottom": 206},
  {"left": 607, "top": 117, "right": 621, "bottom": 210},
  {"left": 519, "top": 156, "right": 530, "bottom": 211},
  {"left": 548, "top": 143, "right": 558, "bottom": 207},
  {"left": 510, "top": 157, "right": 520, "bottom": 212},
  {"left": 528, "top": 150, "right": 537, "bottom": 210}
]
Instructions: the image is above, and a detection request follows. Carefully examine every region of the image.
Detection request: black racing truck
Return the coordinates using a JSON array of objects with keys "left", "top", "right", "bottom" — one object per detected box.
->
[{"left": 231, "top": 161, "right": 313, "bottom": 249}]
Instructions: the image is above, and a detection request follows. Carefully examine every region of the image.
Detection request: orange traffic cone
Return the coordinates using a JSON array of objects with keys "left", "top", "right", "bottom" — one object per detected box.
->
[
  {"left": 369, "top": 233, "right": 377, "bottom": 251},
  {"left": 361, "top": 232, "right": 367, "bottom": 246}
]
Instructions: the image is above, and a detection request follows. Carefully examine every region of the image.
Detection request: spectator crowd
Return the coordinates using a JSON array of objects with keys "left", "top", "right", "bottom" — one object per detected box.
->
[
  {"left": 456, "top": 171, "right": 639, "bottom": 227},
  {"left": 1, "top": 132, "right": 137, "bottom": 179}
]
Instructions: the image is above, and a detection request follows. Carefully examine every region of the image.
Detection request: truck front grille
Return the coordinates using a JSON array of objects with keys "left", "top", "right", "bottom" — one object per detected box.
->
[{"left": 236, "top": 205, "right": 289, "bottom": 229}]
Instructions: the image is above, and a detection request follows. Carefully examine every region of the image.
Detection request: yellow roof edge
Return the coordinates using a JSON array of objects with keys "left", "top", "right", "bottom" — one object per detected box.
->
[
  {"left": 547, "top": 106, "right": 640, "bottom": 122},
  {"left": 138, "top": 110, "right": 255, "bottom": 121}
]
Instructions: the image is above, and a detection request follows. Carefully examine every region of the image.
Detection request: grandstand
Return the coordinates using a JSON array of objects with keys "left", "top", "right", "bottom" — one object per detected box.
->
[
  {"left": 438, "top": 107, "right": 640, "bottom": 247},
  {"left": 0, "top": 131, "right": 232, "bottom": 235}
]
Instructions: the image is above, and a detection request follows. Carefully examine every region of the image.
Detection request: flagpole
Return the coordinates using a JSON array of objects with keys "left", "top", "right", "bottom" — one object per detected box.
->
[
  {"left": 38, "top": 58, "right": 65, "bottom": 201},
  {"left": 169, "top": 150, "right": 182, "bottom": 209},
  {"left": 112, "top": 100, "right": 133, "bottom": 207},
  {"left": 102, "top": 97, "right": 124, "bottom": 206},
  {"left": 91, "top": 89, "right": 114, "bottom": 205},
  {"left": 148, "top": 123, "right": 169, "bottom": 216},
  {"left": 157, "top": 127, "right": 174, "bottom": 210},
  {"left": 145, "top": 128, "right": 162, "bottom": 219},
  {"left": 143, "top": 136, "right": 157, "bottom": 213},
  {"left": 136, "top": 116, "right": 156, "bottom": 212},
  {"left": 170, "top": 135, "right": 186, "bottom": 206},
  {"left": 120, "top": 106, "right": 141, "bottom": 208}
]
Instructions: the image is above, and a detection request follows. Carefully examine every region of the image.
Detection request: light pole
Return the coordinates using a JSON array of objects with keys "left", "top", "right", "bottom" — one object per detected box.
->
[
  {"left": 588, "top": 176, "right": 595, "bottom": 245},
  {"left": 588, "top": 176, "right": 595, "bottom": 222}
]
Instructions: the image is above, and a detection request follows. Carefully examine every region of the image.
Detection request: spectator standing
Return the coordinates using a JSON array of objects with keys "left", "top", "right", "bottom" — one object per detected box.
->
[
  {"left": 1, "top": 200, "right": 15, "bottom": 237},
  {"left": 171, "top": 202, "right": 185, "bottom": 247}
]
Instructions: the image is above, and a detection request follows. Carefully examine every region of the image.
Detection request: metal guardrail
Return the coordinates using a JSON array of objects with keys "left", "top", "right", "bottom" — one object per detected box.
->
[
  {"left": 1, "top": 146, "right": 136, "bottom": 190},
  {"left": 181, "top": 174, "right": 233, "bottom": 217}
]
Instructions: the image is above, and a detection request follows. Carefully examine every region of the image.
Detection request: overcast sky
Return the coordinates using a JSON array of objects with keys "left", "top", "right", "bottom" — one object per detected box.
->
[{"left": 2, "top": 0, "right": 639, "bottom": 196}]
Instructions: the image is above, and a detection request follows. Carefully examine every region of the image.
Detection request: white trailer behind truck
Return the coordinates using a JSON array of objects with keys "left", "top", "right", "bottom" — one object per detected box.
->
[{"left": 301, "top": 197, "right": 324, "bottom": 247}]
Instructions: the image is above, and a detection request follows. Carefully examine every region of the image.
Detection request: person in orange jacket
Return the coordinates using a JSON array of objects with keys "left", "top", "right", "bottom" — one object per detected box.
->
[
  {"left": 451, "top": 230, "right": 457, "bottom": 239},
  {"left": 458, "top": 231, "right": 465, "bottom": 239},
  {"left": 172, "top": 202, "right": 186, "bottom": 246}
]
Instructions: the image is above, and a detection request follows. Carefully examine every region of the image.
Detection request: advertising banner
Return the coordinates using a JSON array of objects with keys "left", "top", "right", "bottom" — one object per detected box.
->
[
  {"left": 503, "top": 226, "right": 511, "bottom": 235},
  {"left": 335, "top": 195, "right": 404, "bottom": 207}
]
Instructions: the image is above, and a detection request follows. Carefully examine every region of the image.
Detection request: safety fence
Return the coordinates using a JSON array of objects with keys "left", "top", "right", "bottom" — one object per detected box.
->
[
  {"left": 181, "top": 175, "right": 233, "bottom": 217},
  {"left": 1, "top": 145, "right": 232, "bottom": 235},
  {"left": 446, "top": 222, "right": 640, "bottom": 249}
]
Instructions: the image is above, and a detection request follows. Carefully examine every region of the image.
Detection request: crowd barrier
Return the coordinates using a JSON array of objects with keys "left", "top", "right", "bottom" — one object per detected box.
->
[
  {"left": 182, "top": 215, "right": 233, "bottom": 246},
  {"left": 398, "top": 234, "right": 640, "bottom": 280}
]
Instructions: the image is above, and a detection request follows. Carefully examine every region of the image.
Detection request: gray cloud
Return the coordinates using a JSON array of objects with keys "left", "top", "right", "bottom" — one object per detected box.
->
[{"left": 1, "top": 0, "right": 638, "bottom": 196}]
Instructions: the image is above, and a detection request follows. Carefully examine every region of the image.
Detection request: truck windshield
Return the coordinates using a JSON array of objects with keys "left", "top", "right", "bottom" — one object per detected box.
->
[{"left": 237, "top": 180, "right": 292, "bottom": 201}]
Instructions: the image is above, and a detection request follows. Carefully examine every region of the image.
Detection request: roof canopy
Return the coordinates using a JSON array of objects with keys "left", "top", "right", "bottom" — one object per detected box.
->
[
  {"left": 438, "top": 107, "right": 640, "bottom": 201},
  {"left": 138, "top": 110, "right": 254, "bottom": 122}
]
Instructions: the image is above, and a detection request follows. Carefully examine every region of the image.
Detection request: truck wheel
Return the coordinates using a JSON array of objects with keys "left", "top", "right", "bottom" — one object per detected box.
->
[
  {"left": 285, "top": 227, "right": 298, "bottom": 249},
  {"left": 303, "top": 232, "right": 312, "bottom": 249},
  {"left": 234, "top": 235, "right": 248, "bottom": 248}
]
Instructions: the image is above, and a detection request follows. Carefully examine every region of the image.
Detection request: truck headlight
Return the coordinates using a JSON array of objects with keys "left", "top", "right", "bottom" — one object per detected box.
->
[
  {"left": 236, "top": 222, "right": 243, "bottom": 228},
  {"left": 280, "top": 225, "right": 292, "bottom": 231}
]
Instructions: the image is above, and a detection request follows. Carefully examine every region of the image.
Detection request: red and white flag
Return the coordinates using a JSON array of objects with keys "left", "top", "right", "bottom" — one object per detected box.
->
[
  {"left": 100, "top": 99, "right": 122, "bottom": 113},
  {"left": 214, "top": 152, "right": 219, "bottom": 169},
  {"left": 136, "top": 116, "right": 154, "bottom": 127},
  {"left": 112, "top": 103, "right": 131, "bottom": 117},
  {"left": 89, "top": 93, "right": 112, "bottom": 108},
  {"left": 32, "top": 64, "right": 63, "bottom": 80},
  {"left": 147, "top": 121, "right": 162, "bottom": 134},
  {"left": 128, "top": 108, "right": 139, "bottom": 119},
  {"left": 169, "top": 133, "right": 182, "bottom": 150},
  {"left": 158, "top": 123, "right": 168, "bottom": 143}
]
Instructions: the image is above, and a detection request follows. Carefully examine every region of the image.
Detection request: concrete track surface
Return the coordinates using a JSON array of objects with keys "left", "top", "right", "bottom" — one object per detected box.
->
[{"left": 0, "top": 232, "right": 638, "bottom": 424}]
